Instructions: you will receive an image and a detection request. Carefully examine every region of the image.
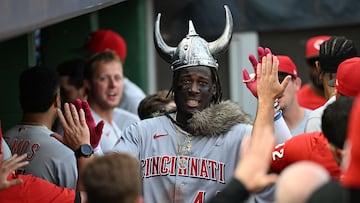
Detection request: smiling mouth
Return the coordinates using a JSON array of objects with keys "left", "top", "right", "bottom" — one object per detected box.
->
[{"left": 186, "top": 99, "right": 199, "bottom": 108}]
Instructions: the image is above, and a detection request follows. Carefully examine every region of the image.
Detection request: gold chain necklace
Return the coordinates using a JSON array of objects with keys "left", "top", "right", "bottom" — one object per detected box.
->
[
  {"left": 173, "top": 114, "right": 192, "bottom": 169},
  {"left": 174, "top": 124, "right": 192, "bottom": 155}
]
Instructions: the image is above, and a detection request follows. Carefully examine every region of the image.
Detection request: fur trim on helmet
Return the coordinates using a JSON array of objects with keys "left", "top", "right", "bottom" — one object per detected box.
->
[{"left": 187, "top": 100, "right": 252, "bottom": 137}]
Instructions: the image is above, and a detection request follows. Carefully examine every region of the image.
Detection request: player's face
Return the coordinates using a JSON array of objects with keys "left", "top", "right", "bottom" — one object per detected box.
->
[
  {"left": 308, "top": 65, "right": 323, "bottom": 90},
  {"left": 88, "top": 60, "right": 124, "bottom": 110},
  {"left": 59, "top": 76, "right": 85, "bottom": 104},
  {"left": 174, "top": 66, "right": 216, "bottom": 115},
  {"left": 320, "top": 71, "right": 336, "bottom": 99},
  {"left": 277, "top": 73, "right": 300, "bottom": 110}
]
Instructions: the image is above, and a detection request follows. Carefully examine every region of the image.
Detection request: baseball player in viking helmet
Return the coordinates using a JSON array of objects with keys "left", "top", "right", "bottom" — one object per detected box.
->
[{"left": 114, "top": 5, "right": 291, "bottom": 203}]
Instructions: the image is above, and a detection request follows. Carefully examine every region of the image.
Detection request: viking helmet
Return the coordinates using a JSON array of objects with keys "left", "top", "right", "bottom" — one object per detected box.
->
[{"left": 154, "top": 5, "right": 233, "bottom": 71}]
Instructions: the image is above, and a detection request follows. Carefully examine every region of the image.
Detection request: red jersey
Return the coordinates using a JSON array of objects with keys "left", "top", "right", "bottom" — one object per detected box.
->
[
  {"left": 0, "top": 174, "right": 78, "bottom": 203},
  {"left": 271, "top": 131, "right": 341, "bottom": 179},
  {"left": 297, "top": 84, "right": 327, "bottom": 110}
]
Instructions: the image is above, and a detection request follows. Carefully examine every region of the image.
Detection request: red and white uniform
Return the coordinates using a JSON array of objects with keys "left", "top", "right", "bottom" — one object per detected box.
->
[
  {"left": 271, "top": 131, "right": 340, "bottom": 179},
  {"left": 297, "top": 84, "right": 327, "bottom": 110}
]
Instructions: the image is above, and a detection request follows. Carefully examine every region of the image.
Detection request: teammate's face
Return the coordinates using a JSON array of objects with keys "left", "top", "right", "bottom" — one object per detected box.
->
[
  {"left": 277, "top": 73, "right": 301, "bottom": 110},
  {"left": 87, "top": 60, "right": 124, "bottom": 110},
  {"left": 308, "top": 65, "right": 323, "bottom": 89},
  {"left": 59, "top": 76, "right": 86, "bottom": 104},
  {"left": 174, "top": 66, "right": 216, "bottom": 115},
  {"left": 320, "top": 71, "right": 336, "bottom": 99}
]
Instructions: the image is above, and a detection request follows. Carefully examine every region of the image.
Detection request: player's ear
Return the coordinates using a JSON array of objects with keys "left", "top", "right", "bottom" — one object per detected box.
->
[
  {"left": 54, "top": 90, "right": 61, "bottom": 108},
  {"left": 295, "top": 77, "right": 302, "bottom": 89},
  {"left": 211, "top": 84, "right": 216, "bottom": 95},
  {"left": 315, "top": 60, "right": 321, "bottom": 72},
  {"left": 83, "top": 79, "right": 91, "bottom": 92},
  {"left": 79, "top": 86, "right": 88, "bottom": 101}
]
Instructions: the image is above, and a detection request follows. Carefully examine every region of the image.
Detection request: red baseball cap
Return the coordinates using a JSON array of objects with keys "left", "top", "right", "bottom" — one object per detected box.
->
[
  {"left": 342, "top": 93, "right": 360, "bottom": 189},
  {"left": 328, "top": 57, "right": 360, "bottom": 96},
  {"left": 83, "top": 29, "right": 127, "bottom": 60},
  {"left": 277, "top": 55, "right": 298, "bottom": 78},
  {"left": 306, "top": 35, "right": 331, "bottom": 59}
]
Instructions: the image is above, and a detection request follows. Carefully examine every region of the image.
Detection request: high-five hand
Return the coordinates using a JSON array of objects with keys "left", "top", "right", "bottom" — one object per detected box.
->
[
  {"left": 74, "top": 99, "right": 104, "bottom": 148},
  {"left": 242, "top": 47, "right": 272, "bottom": 98}
]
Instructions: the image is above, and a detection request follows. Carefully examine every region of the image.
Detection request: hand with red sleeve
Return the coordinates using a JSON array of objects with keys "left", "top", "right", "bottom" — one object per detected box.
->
[
  {"left": 242, "top": 47, "right": 273, "bottom": 98},
  {"left": 0, "top": 121, "right": 29, "bottom": 190},
  {"left": 74, "top": 99, "right": 104, "bottom": 149}
]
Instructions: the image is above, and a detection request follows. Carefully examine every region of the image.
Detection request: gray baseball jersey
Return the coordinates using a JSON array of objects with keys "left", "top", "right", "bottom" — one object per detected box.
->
[
  {"left": 1, "top": 137, "right": 12, "bottom": 160},
  {"left": 291, "top": 109, "right": 312, "bottom": 136},
  {"left": 305, "top": 96, "right": 336, "bottom": 133},
  {"left": 118, "top": 77, "right": 146, "bottom": 115},
  {"left": 113, "top": 107, "right": 140, "bottom": 129},
  {"left": 92, "top": 108, "right": 139, "bottom": 152},
  {"left": 3, "top": 124, "right": 77, "bottom": 189},
  {"left": 113, "top": 114, "right": 252, "bottom": 203}
]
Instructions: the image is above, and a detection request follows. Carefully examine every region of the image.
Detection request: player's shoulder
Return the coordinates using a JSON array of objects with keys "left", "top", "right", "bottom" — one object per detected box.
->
[
  {"left": 114, "top": 107, "right": 139, "bottom": 119},
  {"left": 229, "top": 122, "right": 253, "bottom": 135},
  {"left": 285, "top": 131, "right": 322, "bottom": 149},
  {"left": 122, "top": 77, "right": 146, "bottom": 97},
  {"left": 124, "top": 115, "right": 171, "bottom": 133}
]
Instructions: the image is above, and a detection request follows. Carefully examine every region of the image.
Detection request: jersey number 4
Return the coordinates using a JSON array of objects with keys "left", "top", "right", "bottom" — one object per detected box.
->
[{"left": 193, "top": 191, "right": 205, "bottom": 203}]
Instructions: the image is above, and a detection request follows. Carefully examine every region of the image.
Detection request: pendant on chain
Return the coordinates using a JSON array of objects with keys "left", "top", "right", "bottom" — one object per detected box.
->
[{"left": 178, "top": 156, "right": 188, "bottom": 169}]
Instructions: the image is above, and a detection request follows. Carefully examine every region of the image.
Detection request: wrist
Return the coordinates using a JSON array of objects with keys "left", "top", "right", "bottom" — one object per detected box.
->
[
  {"left": 274, "top": 110, "right": 282, "bottom": 121},
  {"left": 257, "top": 98, "right": 275, "bottom": 113},
  {"left": 74, "top": 144, "right": 94, "bottom": 158}
]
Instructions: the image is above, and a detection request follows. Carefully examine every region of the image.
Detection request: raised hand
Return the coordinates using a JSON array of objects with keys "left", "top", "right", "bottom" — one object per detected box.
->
[
  {"left": 53, "top": 102, "right": 90, "bottom": 151},
  {"left": 257, "top": 54, "right": 291, "bottom": 102},
  {"left": 0, "top": 154, "right": 29, "bottom": 190},
  {"left": 74, "top": 99, "right": 104, "bottom": 148},
  {"left": 242, "top": 47, "right": 272, "bottom": 97}
]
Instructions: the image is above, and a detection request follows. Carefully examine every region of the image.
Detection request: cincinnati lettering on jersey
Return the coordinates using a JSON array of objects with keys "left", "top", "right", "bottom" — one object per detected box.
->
[
  {"left": 10, "top": 138, "right": 40, "bottom": 160},
  {"left": 141, "top": 155, "right": 225, "bottom": 183}
]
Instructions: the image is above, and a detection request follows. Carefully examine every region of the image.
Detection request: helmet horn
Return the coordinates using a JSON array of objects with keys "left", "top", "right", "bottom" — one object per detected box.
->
[
  {"left": 208, "top": 5, "right": 233, "bottom": 56},
  {"left": 154, "top": 13, "right": 176, "bottom": 64}
]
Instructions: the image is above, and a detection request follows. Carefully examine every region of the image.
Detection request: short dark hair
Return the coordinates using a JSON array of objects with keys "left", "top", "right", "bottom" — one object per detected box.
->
[
  {"left": 56, "top": 58, "right": 85, "bottom": 89},
  {"left": 322, "top": 96, "right": 355, "bottom": 149},
  {"left": 82, "top": 152, "right": 141, "bottom": 203},
  {"left": 19, "top": 66, "right": 59, "bottom": 113}
]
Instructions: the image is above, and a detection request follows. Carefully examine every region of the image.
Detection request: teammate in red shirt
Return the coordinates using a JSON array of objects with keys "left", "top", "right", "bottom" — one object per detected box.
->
[
  {"left": 297, "top": 36, "right": 330, "bottom": 110},
  {"left": 0, "top": 174, "right": 79, "bottom": 203},
  {"left": 271, "top": 96, "right": 354, "bottom": 179},
  {"left": 271, "top": 131, "right": 340, "bottom": 179}
]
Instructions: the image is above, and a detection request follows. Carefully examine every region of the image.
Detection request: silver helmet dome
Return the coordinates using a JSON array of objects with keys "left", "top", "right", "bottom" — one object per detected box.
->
[{"left": 154, "top": 5, "right": 233, "bottom": 71}]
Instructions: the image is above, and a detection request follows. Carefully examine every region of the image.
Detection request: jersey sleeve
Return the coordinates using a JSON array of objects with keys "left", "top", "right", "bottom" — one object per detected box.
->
[
  {"left": 270, "top": 134, "right": 310, "bottom": 173},
  {"left": 112, "top": 122, "right": 141, "bottom": 159},
  {"left": 304, "top": 116, "right": 322, "bottom": 133},
  {"left": 55, "top": 153, "right": 78, "bottom": 189},
  {"left": 24, "top": 174, "right": 76, "bottom": 203}
]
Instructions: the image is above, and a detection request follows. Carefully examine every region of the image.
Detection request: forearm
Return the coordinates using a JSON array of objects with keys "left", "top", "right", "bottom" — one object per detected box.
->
[
  {"left": 76, "top": 155, "right": 94, "bottom": 191},
  {"left": 274, "top": 115, "right": 292, "bottom": 144},
  {"left": 208, "top": 179, "right": 250, "bottom": 203},
  {"left": 253, "top": 98, "right": 275, "bottom": 135}
]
